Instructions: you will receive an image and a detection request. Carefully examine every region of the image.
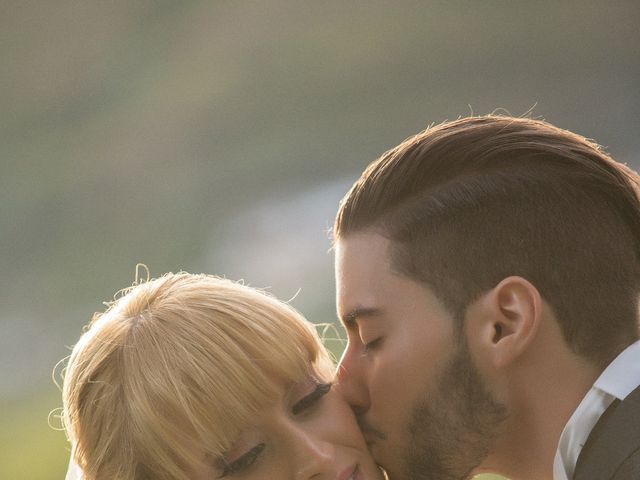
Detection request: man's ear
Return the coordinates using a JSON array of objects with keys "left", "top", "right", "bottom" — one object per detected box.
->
[{"left": 466, "top": 276, "right": 542, "bottom": 369}]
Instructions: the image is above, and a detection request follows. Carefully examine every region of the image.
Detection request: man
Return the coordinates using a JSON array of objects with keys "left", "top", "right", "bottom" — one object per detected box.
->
[{"left": 333, "top": 116, "right": 640, "bottom": 480}]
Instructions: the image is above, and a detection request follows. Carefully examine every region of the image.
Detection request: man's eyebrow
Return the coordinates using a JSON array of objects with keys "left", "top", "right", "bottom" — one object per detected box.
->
[{"left": 341, "top": 307, "right": 382, "bottom": 325}]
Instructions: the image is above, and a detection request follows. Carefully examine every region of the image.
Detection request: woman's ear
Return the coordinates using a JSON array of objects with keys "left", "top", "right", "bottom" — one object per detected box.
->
[{"left": 466, "top": 276, "right": 542, "bottom": 369}]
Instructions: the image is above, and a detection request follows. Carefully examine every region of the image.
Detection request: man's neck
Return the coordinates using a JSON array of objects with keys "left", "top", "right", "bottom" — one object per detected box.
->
[{"left": 477, "top": 350, "right": 601, "bottom": 480}]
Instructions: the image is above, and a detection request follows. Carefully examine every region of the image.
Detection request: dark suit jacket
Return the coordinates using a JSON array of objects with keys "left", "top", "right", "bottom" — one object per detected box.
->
[{"left": 573, "top": 384, "right": 640, "bottom": 480}]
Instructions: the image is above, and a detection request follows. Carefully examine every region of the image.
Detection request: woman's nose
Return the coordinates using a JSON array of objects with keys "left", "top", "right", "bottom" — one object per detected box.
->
[{"left": 292, "top": 427, "right": 335, "bottom": 480}]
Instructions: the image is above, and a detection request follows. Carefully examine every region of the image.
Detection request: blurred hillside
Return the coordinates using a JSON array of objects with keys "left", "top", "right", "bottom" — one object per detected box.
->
[{"left": 1, "top": 1, "right": 638, "bottom": 478}]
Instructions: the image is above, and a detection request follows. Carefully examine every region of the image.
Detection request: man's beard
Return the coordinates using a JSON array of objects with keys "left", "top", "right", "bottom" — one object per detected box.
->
[{"left": 403, "top": 341, "right": 507, "bottom": 480}]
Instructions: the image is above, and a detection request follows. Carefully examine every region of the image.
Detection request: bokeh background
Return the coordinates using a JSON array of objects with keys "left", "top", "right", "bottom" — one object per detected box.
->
[{"left": 2, "top": 1, "right": 638, "bottom": 478}]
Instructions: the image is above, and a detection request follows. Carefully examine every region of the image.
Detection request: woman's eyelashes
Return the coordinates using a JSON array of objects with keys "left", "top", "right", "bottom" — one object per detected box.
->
[
  {"left": 291, "top": 382, "right": 332, "bottom": 415},
  {"left": 219, "top": 443, "right": 265, "bottom": 477}
]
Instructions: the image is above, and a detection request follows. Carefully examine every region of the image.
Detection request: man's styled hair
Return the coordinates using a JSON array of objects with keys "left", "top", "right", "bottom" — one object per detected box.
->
[
  {"left": 63, "top": 272, "right": 333, "bottom": 480},
  {"left": 334, "top": 115, "right": 640, "bottom": 367}
]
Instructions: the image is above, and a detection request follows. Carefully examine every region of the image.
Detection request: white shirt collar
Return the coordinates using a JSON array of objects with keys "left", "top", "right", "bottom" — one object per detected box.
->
[
  {"left": 593, "top": 340, "right": 640, "bottom": 400},
  {"left": 553, "top": 340, "right": 640, "bottom": 480}
]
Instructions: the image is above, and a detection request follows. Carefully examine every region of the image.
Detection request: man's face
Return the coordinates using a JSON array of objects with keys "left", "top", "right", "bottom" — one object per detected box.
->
[{"left": 335, "top": 232, "right": 506, "bottom": 480}]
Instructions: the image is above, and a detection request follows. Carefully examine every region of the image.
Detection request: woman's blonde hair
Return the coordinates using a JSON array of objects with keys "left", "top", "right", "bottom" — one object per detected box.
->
[{"left": 62, "top": 272, "right": 333, "bottom": 480}]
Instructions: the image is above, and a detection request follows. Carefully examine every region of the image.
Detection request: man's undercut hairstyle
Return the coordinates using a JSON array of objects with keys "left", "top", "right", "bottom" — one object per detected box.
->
[{"left": 335, "top": 115, "right": 640, "bottom": 367}]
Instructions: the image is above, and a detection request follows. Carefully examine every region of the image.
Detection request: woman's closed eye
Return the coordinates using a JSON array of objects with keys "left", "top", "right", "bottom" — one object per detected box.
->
[
  {"left": 291, "top": 382, "right": 332, "bottom": 415},
  {"left": 219, "top": 443, "right": 265, "bottom": 478}
]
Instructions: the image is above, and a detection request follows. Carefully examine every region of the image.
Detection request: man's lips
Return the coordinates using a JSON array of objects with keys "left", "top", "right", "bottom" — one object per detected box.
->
[
  {"left": 363, "top": 433, "right": 377, "bottom": 449},
  {"left": 356, "top": 417, "right": 387, "bottom": 442}
]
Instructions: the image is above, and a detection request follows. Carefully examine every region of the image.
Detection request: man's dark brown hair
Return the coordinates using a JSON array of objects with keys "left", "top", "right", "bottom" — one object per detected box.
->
[{"left": 334, "top": 115, "right": 640, "bottom": 367}]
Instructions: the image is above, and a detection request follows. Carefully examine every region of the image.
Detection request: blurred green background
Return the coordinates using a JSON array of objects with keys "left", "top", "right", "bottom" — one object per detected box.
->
[{"left": 1, "top": 1, "right": 638, "bottom": 478}]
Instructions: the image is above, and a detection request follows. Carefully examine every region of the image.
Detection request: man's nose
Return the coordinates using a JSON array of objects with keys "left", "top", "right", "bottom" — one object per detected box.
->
[
  {"left": 336, "top": 344, "right": 371, "bottom": 414},
  {"left": 292, "top": 427, "right": 334, "bottom": 480}
]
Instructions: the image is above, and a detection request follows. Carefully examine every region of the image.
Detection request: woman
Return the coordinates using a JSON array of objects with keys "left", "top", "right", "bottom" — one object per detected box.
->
[{"left": 62, "top": 271, "right": 385, "bottom": 480}]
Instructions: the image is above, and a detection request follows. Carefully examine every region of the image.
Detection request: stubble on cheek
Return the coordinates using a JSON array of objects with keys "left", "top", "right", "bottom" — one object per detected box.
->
[{"left": 403, "top": 346, "right": 508, "bottom": 480}]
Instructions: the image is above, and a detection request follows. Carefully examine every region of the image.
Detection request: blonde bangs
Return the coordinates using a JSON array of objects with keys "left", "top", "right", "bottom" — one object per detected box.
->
[{"left": 63, "top": 272, "right": 333, "bottom": 479}]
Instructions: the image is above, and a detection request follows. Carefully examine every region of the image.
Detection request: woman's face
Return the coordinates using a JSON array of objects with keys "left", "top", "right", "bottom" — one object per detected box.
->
[{"left": 203, "top": 377, "right": 384, "bottom": 480}]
